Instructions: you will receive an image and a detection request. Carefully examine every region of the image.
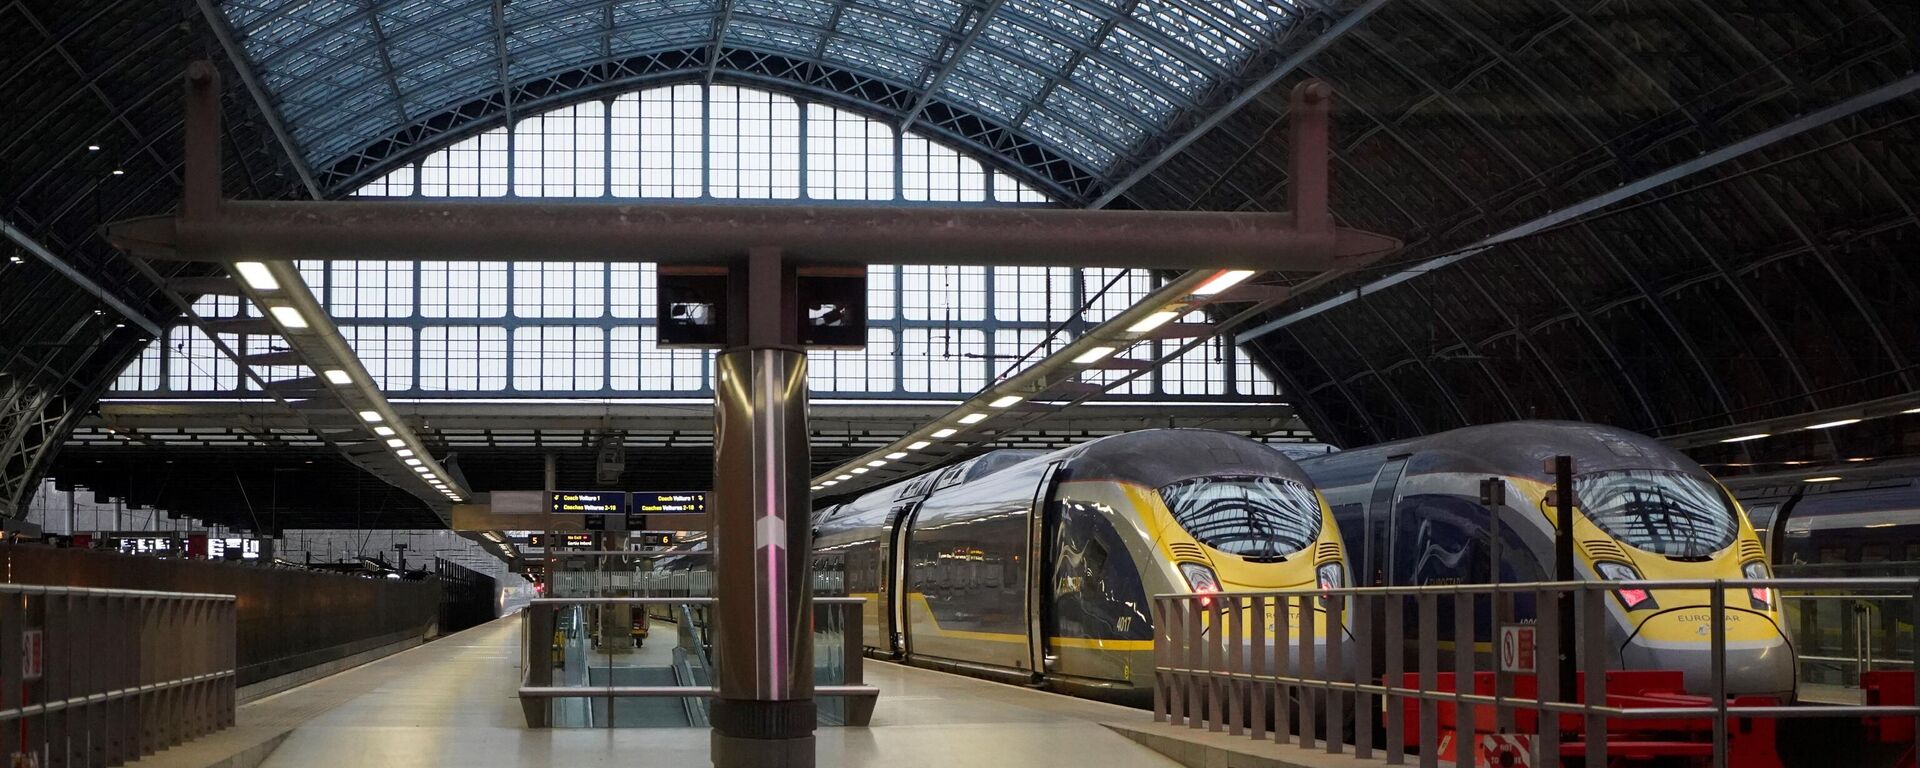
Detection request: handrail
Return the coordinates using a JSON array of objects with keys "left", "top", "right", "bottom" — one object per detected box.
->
[
  {"left": 1148, "top": 577, "right": 1920, "bottom": 768},
  {"left": 0, "top": 583, "right": 237, "bottom": 600}
]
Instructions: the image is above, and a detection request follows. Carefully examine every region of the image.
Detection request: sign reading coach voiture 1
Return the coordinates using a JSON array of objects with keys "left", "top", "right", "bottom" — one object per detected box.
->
[
  {"left": 550, "top": 491, "right": 628, "bottom": 517},
  {"left": 628, "top": 491, "right": 708, "bottom": 531}
]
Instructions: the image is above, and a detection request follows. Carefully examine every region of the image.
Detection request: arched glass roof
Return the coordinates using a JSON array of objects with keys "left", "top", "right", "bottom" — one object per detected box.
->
[
  {"left": 108, "top": 84, "right": 1278, "bottom": 402},
  {"left": 216, "top": 0, "right": 1303, "bottom": 198}
]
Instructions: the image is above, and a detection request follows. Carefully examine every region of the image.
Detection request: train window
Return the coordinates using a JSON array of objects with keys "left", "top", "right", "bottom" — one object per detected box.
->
[
  {"left": 1908, "top": 543, "right": 1920, "bottom": 563},
  {"left": 1573, "top": 470, "right": 1738, "bottom": 559},
  {"left": 1159, "top": 476, "right": 1322, "bottom": 561},
  {"left": 1861, "top": 544, "right": 1890, "bottom": 563}
]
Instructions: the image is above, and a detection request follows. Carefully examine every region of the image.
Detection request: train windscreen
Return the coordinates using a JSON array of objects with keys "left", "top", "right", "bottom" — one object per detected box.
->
[
  {"left": 1574, "top": 469, "right": 1739, "bottom": 558},
  {"left": 1159, "top": 476, "right": 1322, "bottom": 561}
]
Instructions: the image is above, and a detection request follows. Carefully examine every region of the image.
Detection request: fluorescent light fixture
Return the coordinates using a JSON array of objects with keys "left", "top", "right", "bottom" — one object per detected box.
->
[
  {"left": 931, "top": 428, "right": 957, "bottom": 439},
  {"left": 1073, "top": 346, "right": 1116, "bottom": 364},
  {"left": 358, "top": 410, "right": 383, "bottom": 423},
  {"left": 866, "top": 460, "right": 886, "bottom": 467},
  {"left": 836, "top": 474, "right": 853, "bottom": 481},
  {"left": 958, "top": 413, "right": 988, "bottom": 424},
  {"left": 1192, "top": 269, "right": 1255, "bottom": 296},
  {"left": 385, "top": 438, "right": 405, "bottom": 448},
  {"left": 404, "top": 458, "right": 422, "bottom": 466},
  {"left": 885, "top": 452, "right": 908, "bottom": 460},
  {"left": 1847, "top": 457, "right": 1870, "bottom": 462},
  {"left": 811, "top": 485, "right": 824, "bottom": 491},
  {"left": 374, "top": 426, "right": 395, "bottom": 437},
  {"left": 1866, "top": 522, "right": 1897, "bottom": 528},
  {"left": 233, "top": 262, "right": 279, "bottom": 291},
  {"left": 396, "top": 449, "right": 414, "bottom": 458},
  {"left": 988, "top": 395, "right": 1023, "bottom": 408},
  {"left": 1127, "top": 311, "right": 1180, "bottom": 333},
  {"left": 1805, "top": 418, "right": 1862, "bottom": 430},
  {"left": 822, "top": 480, "right": 838, "bottom": 487},
  {"left": 852, "top": 468, "right": 869, "bottom": 474},
  {"left": 907, "top": 441, "right": 931, "bottom": 450},
  {"left": 267, "top": 305, "right": 308, "bottom": 329},
  {"left": 323, "top": 369, "right": 352, "bottom": 385},
  {"left": 1903, "top": 407, "right": 1920, "bottom": 415},
  {"left": 1803, "top": 476, "right": 1842, "bottom": 483},
  {"left": 413, "top": 466, "right": 431, "bottom": 474},
  {"left": 1720, "top": 433, "right": 1769, "bottom": 443}
]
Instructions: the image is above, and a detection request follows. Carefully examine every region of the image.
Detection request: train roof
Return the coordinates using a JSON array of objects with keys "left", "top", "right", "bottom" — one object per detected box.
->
[
  {"left": 1050, "top": 429, "right": 1314, "bottom": 488},
  {"left": 1300, "top": 421, "right": 1707, "bottom": 482}
]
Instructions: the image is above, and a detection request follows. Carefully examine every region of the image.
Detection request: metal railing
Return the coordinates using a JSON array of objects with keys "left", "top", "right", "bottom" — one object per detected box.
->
[
  {"left": 1152, "top": 578, "right": 1920, "bottom": 768},
  {"left": 517, "top": 596, "right": 877, "bottom": 728},
  {"left": 1, "top": 584, "right": 237, "bottom": 768}
]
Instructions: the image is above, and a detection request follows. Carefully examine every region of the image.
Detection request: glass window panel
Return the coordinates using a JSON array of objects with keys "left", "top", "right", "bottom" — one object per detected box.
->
[
  {"left": 329, "top": 261, "right": 415, "bottom": 318},
  {"left": 241, "top": 334, "right": 310, "bottom": 388},
  {"left": 419, "top": 128, "right": 509, "bottom": 197},
  {"left": 806, "top": 103, "right": 894, "bottom": 201},
  {"left": 165, "top": 326, "right": 239, "bottom": 391},
  {"left": 612, "top": 85, "right": 703, "bottom": 198},
  {"left": 902, "top": 132, "right": 985, "bottom": 202},
  {"left": 610, "top": 325, "right": 705, "bottom": 391},
  {"left": 419, "top": 326, "right": 508, "bottom": 391},
  {"left": 609, "top": 263, "right": 656, "bottom": 319},
  {"left": 112, "top": 339, "right": 163, "bottom": 391},
  {"left": 993, "top": 266, "right": 1073, "bottom": 323},
  {"left": 867, "top": 264, "right": 895, "bottom": 322},
  {"left": 1163, "top": 337, "right": 1228, "bottom": 396},
  {"left": 991, "top": 327, "right": 1067, "bottom": 380},
  {"left": 190, "top": 294, "right": 242, "bottom": 319},
  {"left": 1081, "top": 268, "right": 1154, "bottom": 324},
  {"left": 420, "top": 262, "right": 508, "bottom": 318},
  {"left": 900, "top": 265, "right": 986, "bottom": 322},
  {"left": 900, "top": 327, "right": 986, "bottom": 394},
  {"left": 341, "top": 326, "right": 416, "bottom": 390},
  {"left": 512, "top": 100, "right": 606, "bottom": 197},
  {"left": 512, "top": 326, "right": 605, "bottom": 391},
  {"left": 1234, "top": 348, "right": 1278, "bottom": 396},
  {"left": 353, "top": 164, "right": 416, "bottom": 197},
  {"left": 993, "top": 171, "right": 1050, "bottom": 203},
  {"left": 808, "top": 328, "right": 896, "bottom": 393},
  {"left": 710, "top": 86, "right": 801, "bottom": 199},
  {"left": 512, "top": 262, "right": 605, "bottom": 318}
]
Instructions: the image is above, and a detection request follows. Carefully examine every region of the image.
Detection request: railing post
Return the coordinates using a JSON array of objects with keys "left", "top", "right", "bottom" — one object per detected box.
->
[
  {"left": 1534, "top": 587, "right": 1560, "bottom": 767},
  {"left": 1326, "top": 592, "right": 1344, "bottom": 755},
  {"left": 1385, "top": 591, "right": 1404, "bottom": 765},
  {"left": 1297, "top": 593, "right": 1317, "bottom": 750},
  {"left": 1582, "top": 587, "right": 1608, "bottom": 768},
  {"left": 1228, "top": 594, "right": 1244, "bottom": 736},
  {"left": 1186, "top": 596, "right": 1203, "bottom": 729},
  {"left": 1153, "top": 597, "right": 1168, "bottom": 723},
  {"left": 1250, "top": 595, "right": 1267, "bottom": 741},
  {"left": 1711, "top": 581, "right": 1728, "bottom": 768},
  {"left": 1452, "top": 590, "right": 1472, "bottom": 768},
  {"left": 1416, "top": 592, "right": 1437, "bottom": 768},
  {"left": 1275, "top": 591, "right": 1292, "bottom": 745},
  {"left": 1353, "top": 592, "right": 1374, "bottom": 760}
]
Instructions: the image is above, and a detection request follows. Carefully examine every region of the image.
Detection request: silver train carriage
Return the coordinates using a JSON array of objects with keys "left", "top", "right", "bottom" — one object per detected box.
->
[
  {"left": 1297, "top": 420, "right": 1795, "bottom": 698},
  {"left": 811, "top": 428, "right": 1351, "bottom": 705}
]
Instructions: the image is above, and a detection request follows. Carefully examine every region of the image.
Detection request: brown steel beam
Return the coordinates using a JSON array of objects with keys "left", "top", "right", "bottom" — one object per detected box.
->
[{"left": 109, "top": 201, "right": 1399, "bottom": 270}]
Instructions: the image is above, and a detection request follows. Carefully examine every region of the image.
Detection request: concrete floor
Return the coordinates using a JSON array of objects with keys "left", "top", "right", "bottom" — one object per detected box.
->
[{"left": 247, "top": 616, "right": 1180, "bottom": 768}]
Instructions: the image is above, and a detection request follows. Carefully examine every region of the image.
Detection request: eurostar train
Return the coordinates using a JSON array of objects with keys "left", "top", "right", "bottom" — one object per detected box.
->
[
  {"left": 1297, "top": 421, "right": 1796, "bottom": 698},
  {"left": 811, "top": 429, "right": 1351, "bottom": 704}
]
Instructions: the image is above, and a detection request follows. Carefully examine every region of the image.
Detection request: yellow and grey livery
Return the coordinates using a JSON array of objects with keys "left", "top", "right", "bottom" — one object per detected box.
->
[{"left": 811, "top": 428, "right": 1351, "bottom": 705}]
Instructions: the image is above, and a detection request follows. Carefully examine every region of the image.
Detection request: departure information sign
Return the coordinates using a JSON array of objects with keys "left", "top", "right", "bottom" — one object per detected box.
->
[
  {"left": 633, "top": 492, "right": 707, "bottom": 515},
  {"left": 549, "top": 491, "right": 627, "bottom": 516}
]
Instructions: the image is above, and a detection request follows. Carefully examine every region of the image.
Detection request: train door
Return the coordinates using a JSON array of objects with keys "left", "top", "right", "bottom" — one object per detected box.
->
[
  {"left": 1025, "top": 462, "right": 1063, "bottom": 679},
  {"left": 884, "top": 501, "right": 920, "bottom": 657},
  {"left": 1363, "top": 457, "right": 1409, "bottom": 586}
]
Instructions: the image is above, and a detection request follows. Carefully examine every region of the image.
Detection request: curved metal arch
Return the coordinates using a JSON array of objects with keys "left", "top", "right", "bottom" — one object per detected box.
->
[
  {"left": 1353, "top": 292, "right": 1471, "bottom": 429},
  {"left": 312, "top": 54, "right": 1101, "bottom": 203},
  {"left": 1284, "top": 324, "right": 1386, "bottom": 445}
]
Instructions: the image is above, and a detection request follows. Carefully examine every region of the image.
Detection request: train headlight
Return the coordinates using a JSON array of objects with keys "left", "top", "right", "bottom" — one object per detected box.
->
[
  {"left": 1178, "top": 562, "right": 1222, "bottom": 607},
  {"left": 1315, "top": 562, "right": 1343, "bottom": 607},
  {"left": 1595, "top": 560, "right": 1657, "bottom": 611},
  {"left": 1742, "top": 560, "right": 1772, "bottom": 610}
]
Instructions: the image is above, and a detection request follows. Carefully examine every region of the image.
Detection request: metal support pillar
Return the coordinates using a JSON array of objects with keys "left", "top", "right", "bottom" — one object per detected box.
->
[{"left": 710, "top": 247, "right": 815, "bottom": 768}]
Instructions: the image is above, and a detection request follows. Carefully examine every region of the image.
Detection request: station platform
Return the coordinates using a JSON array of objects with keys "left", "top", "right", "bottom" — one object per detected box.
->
[{"left": 126, "top": 615, "right": 1357, "bottom": 768}]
